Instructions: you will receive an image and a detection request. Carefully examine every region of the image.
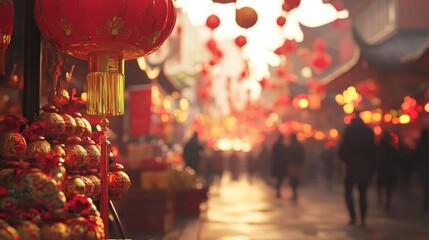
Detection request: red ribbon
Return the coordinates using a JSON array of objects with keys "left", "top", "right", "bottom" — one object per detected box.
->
[{"left": 0, "top": 115, "right": 28, "bottom": 132}]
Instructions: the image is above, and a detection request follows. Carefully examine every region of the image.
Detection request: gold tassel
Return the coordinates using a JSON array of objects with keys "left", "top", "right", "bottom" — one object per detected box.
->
[{"left": 86, "top": 52, "right": 125, "bottom": 116}]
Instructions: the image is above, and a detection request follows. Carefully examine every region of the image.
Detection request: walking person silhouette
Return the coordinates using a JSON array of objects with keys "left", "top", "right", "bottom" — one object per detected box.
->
[{"left": 338, "top": 112, "right": 376, "bottom": 226}]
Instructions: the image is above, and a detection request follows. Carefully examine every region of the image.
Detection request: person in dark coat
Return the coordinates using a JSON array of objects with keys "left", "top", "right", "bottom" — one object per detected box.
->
[
  {"left": 375, "top": 131, "right": 399, "bottom": 211},
  {"left": 271, "top": 134, "right": 288, "bottom": 198},
  {"left": 414, "top": 128, "right": 429, "bottom": 211},
  {"left": 338, "top": 112, "right": 376, "bottom": 226},
  {"left": 183, "top": 132, "right": 204, "bottom": 175},
  {"left": 286, "top": 133, "right": 305, "bottom": 202}
]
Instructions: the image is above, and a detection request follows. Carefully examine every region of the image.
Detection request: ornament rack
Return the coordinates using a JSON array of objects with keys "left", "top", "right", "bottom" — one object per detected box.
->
[{"left": 22, "top": 1, "right": 125, "bottom": 238}]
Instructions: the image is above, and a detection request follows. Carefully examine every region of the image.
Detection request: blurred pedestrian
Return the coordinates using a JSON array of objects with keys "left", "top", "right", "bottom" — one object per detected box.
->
[
  {"left": 286, "top": 133, "right": 305, "bottom": 202},
  {"left": 320, "top": 140, "right": 337, "bottom": 191},
  {"left": 414, "top": 128, "right": 429, "bottom": 211},
  {"left": 212, "top": 149, "right": 224, "bottom": 186},
  {"left": 246, "top": 151, "right": 257, "bottom": 183},
  {"left": 338, "top": 112, "right": 376, "bottom": 226},
  {"left": 375, "top": 131, "right": 399, "bottom": 211},
  {"left": 271, "top": 134, "right": 288, "bottom": 198},
  {"left": 183, "top": 131, "right": 204, "bottom": 176},
  {"left": 229, "top": 151, "right": 240, "bottom": 181}
]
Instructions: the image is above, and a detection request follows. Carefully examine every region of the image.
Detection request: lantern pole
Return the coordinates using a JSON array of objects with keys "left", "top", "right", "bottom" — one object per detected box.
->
[
  {"left": 23, "top": 0, "right": 40, "bottom": 120},
  {"left": 99, "top": 116, "right": 109, "bottom": 237}
]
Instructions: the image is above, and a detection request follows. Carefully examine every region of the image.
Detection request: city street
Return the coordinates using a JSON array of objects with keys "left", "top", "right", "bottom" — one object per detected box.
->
[{"left": 133, "top": 172, "right": 429, "bottom": 240}]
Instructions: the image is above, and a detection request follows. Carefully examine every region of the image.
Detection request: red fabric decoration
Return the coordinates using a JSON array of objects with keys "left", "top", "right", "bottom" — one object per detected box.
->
[
  {"left": 206, "top": 14, "right": 221, "bottom": 30},
  {"left": 0, "top": 0, "right": 13, "bottom": 76},
  {"left": 235, "top": 7, "right": 258, "bottom": 29}
]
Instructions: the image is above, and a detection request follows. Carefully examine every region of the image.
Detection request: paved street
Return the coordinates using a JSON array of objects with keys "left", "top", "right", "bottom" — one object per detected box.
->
[{"left": 126, "top": 172, "right": 429, "bottom": 240}]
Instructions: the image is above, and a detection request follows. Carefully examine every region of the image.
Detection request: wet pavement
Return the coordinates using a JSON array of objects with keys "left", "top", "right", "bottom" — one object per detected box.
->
[{"left": 124, "top": 173, "right": 429, "bottom": 240}]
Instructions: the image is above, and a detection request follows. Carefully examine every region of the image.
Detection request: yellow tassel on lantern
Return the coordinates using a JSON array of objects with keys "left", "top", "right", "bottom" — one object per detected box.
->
[{"left": 86, "top": 52, "right": 124, "bottom": 116}]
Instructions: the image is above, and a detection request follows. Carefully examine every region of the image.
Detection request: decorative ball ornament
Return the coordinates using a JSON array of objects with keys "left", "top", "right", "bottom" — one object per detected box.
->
[
  {"left": 73, "top": 112, "right": 91, "bottom": 138},
  {"left": 48, "top": 88, "right": 70, "bottom": 111},
  {"left": 13, "top": 168, "right": 66, "bottom": 211},
  {"left": 34, "top": 0, "right": 177, "bottom": 116},
  {"left": 62, "top": 173, "right": 86, "bottom": 200},
  {"left": 235, "top": 7, "right": 258, "bottom": 29},
  {"left": 64, "top": 137, "right": 88, "bottom": 170},
  {"left": 206, "top": 14, "right": 221, "bottom": 30},
  {"left": 60, "top": 113, "right": 76, "bottom": 139},
  {"left": 38, "top": 105, "right": 66, "bottom": 140},
  {"left": 0, "top": 0, "right": 13, "bottom": 77},
  {"left": 0, "top": 132, "right": 27, "bottom": 159},
  {"left": 66, "top": 216, "right": 89, "bottom": 240},
  {"left": 82, "top": 138, "right": 101, "bottom": 169},
  {"left": 0, "top": 219, "right": 20, "bottom": 240},
  {"left": 108, "top": 163, "right": 131, "bottom": 200},
  {"left": 86, "top": 170, "right": 101, "bottom": 201},
  {"left": 13, "top": 221, "right": 41, "bottom": 240},
  {"left": 0, "top": 168, "right": 14, "bottom": 187},
  {"left": 27, "top": 136, "right": 51, "bottom": 159},
  {"left": 40, "top": 222, "right": 70, "bottom": 240},
  {"left": 79, "top": 175, "right": 95, "bottom": 199}
]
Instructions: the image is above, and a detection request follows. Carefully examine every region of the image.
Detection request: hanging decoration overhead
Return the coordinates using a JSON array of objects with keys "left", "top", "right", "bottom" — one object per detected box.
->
[
  {"left": 0, "top": 0, "right": 13, "bottom": 77},
  {"left": 235, "top": 7, "right": 258, "bottom": 29},
  {"left": 34, "top": 0, "right": 177, "bottom": 116},
  {"left": 213, "top": 0, "right": 236, "bottom": 3}
]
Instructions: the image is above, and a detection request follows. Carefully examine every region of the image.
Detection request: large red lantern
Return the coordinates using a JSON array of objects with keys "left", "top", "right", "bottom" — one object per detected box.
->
[
  {"left": 0, "top": 0, "right": 13, "bottom": 77},
  {"left": 34, "top": 0, "right": 177, "bottom": 116},
  {"left": 235, "top": 7, "right": 258, "bottom": 29}
]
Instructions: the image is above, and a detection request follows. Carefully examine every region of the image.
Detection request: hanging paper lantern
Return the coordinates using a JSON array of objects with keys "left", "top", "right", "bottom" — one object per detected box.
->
[
  {"left": 282, "top": 0, "right": 301, "bottom": 12},
  {"left": 206, "top": 14, "right": 221, "bottom": 30},
  {"left": 310, "top": 52, "right": 332, "bottom": 72},
  {"left": 235, "top": 7, "right": 258, "bottom": 29},
  {"left": 234, "top": 35, "right": 247, "bottom": 48},
  {"left": 213, "top": 0, "right": 236, "bottom": 3},
  {"left": 34, "top": 0, "right": 177, "bottom": 116},
  {"left": 0, "top": 0, "right": 13, "bottom": 76},
  {"left": 276, "top": 16, "right": 286, "bottom": 27},
  {"left": 313, "top": 38, "right": 327, "bottom": 52}
]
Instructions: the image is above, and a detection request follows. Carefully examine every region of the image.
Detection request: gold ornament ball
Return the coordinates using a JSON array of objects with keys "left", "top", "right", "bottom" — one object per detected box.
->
[
  {"left": 0, "top": 132, "right": 27, "bottom": 159},
  {"left": 60, "top": 113, "right": 77, "bottom": 139},
  {"left": 48, "top": 88, "right": 70, "bottom": 110},
  {"left": 0, "top": 219, "right": 20, "bottom": 240},
  {"left": 40, "top": 222, "right": 70, "bottom": 240},
  {"left": 27, "top": 136, "right": 51, "bottom": 159},
  {"left": 13, "top": 221, "right": 41, "bottom": 240},
  {"left": 108, "top": 163, "right": 131, "bottom": 200}
]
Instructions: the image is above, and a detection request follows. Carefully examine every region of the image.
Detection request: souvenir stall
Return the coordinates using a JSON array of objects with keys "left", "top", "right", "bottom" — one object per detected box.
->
[{"left": 0, "top": 0, "right": 179, "bottom": 238}]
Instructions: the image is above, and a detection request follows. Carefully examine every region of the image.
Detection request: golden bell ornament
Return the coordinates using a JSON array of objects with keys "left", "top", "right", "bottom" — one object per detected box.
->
[
  {"left": 108, "top": 163, "right": 131, "bottom": 200},
  {"left": 64, "top": 137, "right": 88, "bottom": 170},
  {"left": 38, "top": 104, "right": 65, "bottom": 140},
  {"left": 27, "top": 136, "right": 51, "bottom": 159},
  {"left": 40, "top": 222, "right": 70, "bottom": 240},
  {"left": 48, "top": 88, "right": 70, "bottom": 111}
]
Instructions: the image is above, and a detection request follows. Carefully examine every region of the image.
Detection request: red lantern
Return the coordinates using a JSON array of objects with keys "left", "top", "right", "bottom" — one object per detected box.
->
[
  {"left": 234, "top": 35, "right": 247, "bottom": 48},
  {"left": 282, "top": 0, "right": 301, "bottom": 12},
  {"left": 213, "top": 0, "right": 237, "bottom": 3},
  {"left": 276, "top": 16, "right": 286, "bottom": 27},
  {"left": 206, "top": 14, "right": 221, "bottom": 30},
  {"left": 235, "top": 7, "right": 258, "bottom": 29},
  {"left": 34, "top": 0, "right": 177, "bottom": 116},
  {"left": 310, "top": 52, "right": 332, "bottom": 72},
  {"left": 0, "top": 0, "right": 13, "bottom": 76}
]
